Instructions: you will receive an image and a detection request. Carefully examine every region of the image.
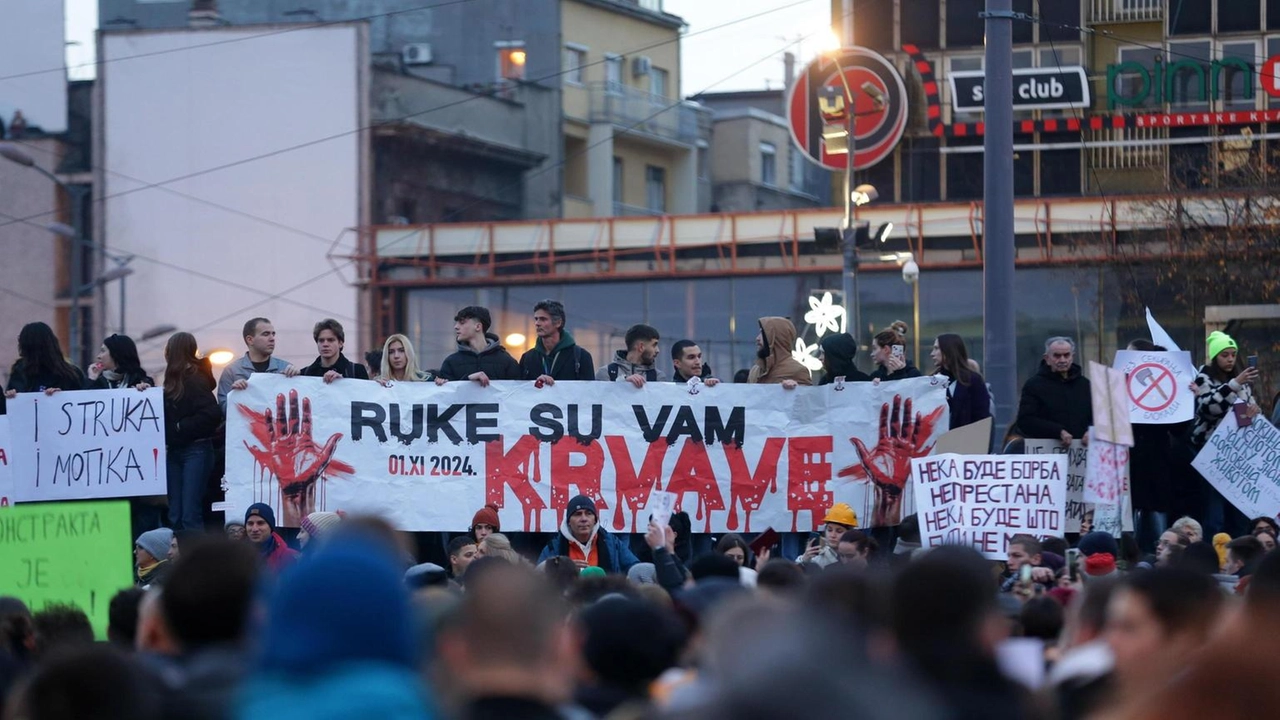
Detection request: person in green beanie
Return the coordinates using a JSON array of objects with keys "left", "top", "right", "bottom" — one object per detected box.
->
[{"left": 1191, "top": 330, "right": 1259, "bottom": 536}]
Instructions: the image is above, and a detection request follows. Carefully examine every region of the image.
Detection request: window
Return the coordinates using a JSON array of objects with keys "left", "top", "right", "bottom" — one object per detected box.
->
[
  {"left": 852, "top": 0, "right": 894, "bottom": 52},
  {"left": 1012, "top": 0, "right": 1033, "bottom": 44},
  {"left": 1218, "top": 0, "right": 1261, "bottom": 33},
  {"left": 760, "top": 142, "right": 777, "bottom": 186},
  {"left": 1167, "top": 40, "right": 1212, "bottom": 110},
  {"left": 900, "top": 0, "right": 940, "bottom": 49},
  {"left": 650, "top": 67, "right": 669, "bottom": 99},
  {"left": 945, "top": 0, "right": 985, "bottom": 47},
  {"left": 1113, "top": 46, "right": 1161, "bottom": 110},
  {"left": 1271, "top": 0, "right": 1280, "bottom": 30},
  {"left": 564, "top": 44, "right": 587, "bottom": 85},
  {"left": 1012, "top": 50, "right": 1034, "bottom": 69},
  {"left": 1220, "top": 41, "right": 1259, "bottom": 111},
  {"left": 605, "top": 55, "right": 624, "bottom": 94},
  {"left": 1039, "top": 46, "right": 1083, "bottom": 69},
  {"left": 1169, "top": 0, "right": 1210, "bottom": 35},
  {"left": 496, "top": 42, "right": 527, "bottom": 82},
  {"left": 1040, "top": 0, "right": 1082, "bottom": 43},
  {"left": 645, "top": 165, "right": 666, "bottom": 213},
  {"left": 613, "top": 157, "right": 624, "bottom": 204},
  {"left": 790, "top": 146, "right": 806, "bottom": 192}
]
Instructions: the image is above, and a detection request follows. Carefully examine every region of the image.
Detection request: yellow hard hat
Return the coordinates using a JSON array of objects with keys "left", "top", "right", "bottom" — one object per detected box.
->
[{"left": 822, "top": 503, "right": 858, "bottom": 529}]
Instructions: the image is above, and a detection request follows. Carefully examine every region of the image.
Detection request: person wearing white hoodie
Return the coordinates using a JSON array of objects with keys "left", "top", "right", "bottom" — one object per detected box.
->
[{"left": 536, "top": 495, "right": 638, "bottom": 574}]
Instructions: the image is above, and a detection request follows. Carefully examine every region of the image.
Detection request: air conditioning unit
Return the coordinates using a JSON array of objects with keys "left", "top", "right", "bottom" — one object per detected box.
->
[
  {"left": 632, "top": 55, "right": 652, "bottom": 78},
  {"left": 402, "top": 43, "right": 434, "bottom": 66}
]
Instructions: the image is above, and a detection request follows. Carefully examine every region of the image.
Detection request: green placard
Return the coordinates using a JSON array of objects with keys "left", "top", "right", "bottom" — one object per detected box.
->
[{"left": 0, "top": 500, "right": 135, "bottom": 639}]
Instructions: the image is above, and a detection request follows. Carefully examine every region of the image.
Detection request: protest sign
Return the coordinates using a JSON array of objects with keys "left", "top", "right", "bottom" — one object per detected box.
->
[
  {"left": 911, "top": 453, "right": 1067, "bottom": 560},
  {"left": 1025, "top": 439, "right": 1133, "bottom": 535},
  {"left": 934, "top": 417, "right": 993, "bottom": 455},
  {"left": 225, "top": 374, "right": 949, "bottom": 532},
  {"left": 1192, "top": 410, "right": 1280, "bottom": 520},
  {"left": 0, "top": 500, "right": 134, "bottom": 639},
  {"left": 1084, "top": 435, "right": 1128, "bottom": 505},
  {"left": 1089, "top": 361, "right": 1133, "bottom": 446},
  {"left": 6, "top": 388, "right": 167, "bottom": 503},
  {"left": 0, "top": 417, "right": 12, "bottom": 507},
  {"left": 1112, "top": 350, "right": 1195, "bottom": 425}
]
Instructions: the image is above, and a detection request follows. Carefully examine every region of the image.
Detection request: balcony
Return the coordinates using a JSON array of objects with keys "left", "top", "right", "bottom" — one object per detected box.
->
[
  {"left": 1090, "top": 0, "right": 1162, "bottom": 24},
  {"left": 589, "top": 83, "right": 701, "bottom": 146}
]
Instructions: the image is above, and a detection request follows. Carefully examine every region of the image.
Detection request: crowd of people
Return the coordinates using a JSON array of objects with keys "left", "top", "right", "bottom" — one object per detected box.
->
[{"left": 2, "top": 299, "right": 1278, "bottom": 719}]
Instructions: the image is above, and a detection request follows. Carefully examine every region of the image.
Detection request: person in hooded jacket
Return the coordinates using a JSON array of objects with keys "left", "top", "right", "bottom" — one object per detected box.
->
[
  {"left": 596, "top": 323, "right": 666, "bottom": 386},
  {"left": 537, "top": 495, "right": 638, "bottom": 574},
  {"left": 1016, "top": 336, "right": 1092, "bottom": 446},
  {"left": 747, "top": 317, "right": 811, "bottom": 387},
  {"left": 519, "top": 299, "right": 595, "bottom": 383},
  {"left": 162, "top": 332, "right": 222, "bottom": 531},
  {"left": 818, "top": 332, "right": 871, "bottom": 385},
  {"left": 437, "top": 306, "right": 522, "bottom": 385},
  {"left": 87, "top": 334, "right": 154, "bottom": 389},
  {"left": 869, "top": 321, "right": 923, "bottom": 381}
]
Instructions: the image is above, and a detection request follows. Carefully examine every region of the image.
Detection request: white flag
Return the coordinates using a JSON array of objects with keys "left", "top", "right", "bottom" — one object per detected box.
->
[{"left": 1145, "top": 307, "right": 1182, "bottom": 353}]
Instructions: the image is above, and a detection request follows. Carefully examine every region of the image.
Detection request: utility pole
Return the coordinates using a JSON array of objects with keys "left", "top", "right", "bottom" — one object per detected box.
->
[
  {"left": 840, "top": 0, "right": 860, "bottom": 345},
  {"left": 983, "top": 0, "right": 1017, "bottom": 430}
]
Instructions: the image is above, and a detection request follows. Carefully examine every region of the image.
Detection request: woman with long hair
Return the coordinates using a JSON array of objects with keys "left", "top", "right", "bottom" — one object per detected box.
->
[
  {"left": 929, "top": 333, "right": 991, "bottom": 430},
  {"left": 869, "top": 321, "right": 922, "bottom": 381},
  {"left": 87, "top": 334, "right": 153, "bottom": 389},
  {"left": 378, "top": 334, "right": 433, "bottom": 385},
  {"left": 162, "top": 332, "right": 221, "bottom": 531},
  {"left": 4, "top": 322, "right": 87, "bottom": 399}
]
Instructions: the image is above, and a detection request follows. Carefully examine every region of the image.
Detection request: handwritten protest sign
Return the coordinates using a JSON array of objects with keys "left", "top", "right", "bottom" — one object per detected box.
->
[
  {"left": 226, "top": 375, "right": 950, "bottom": 532},
  {"left": 1089, "top": 362, "right": 1133, "bottom": 446},
  {"left": 1084, "top": 435, "right": 1129, "bottom": 505},
  {"left": 1112, "top": 350, "right": 1195, "bottom": 425},
  {"left": 1192, "top": 411, "right": 1280, "bottom": 520},
  {"left": 0, "top": 500, "right": 134, "bottom": 639},
  {"left": 7, "top": 388, "right": 167, "bottom": 503},
  {"left": 0, "top": 418, "right": 12, "bottom": 507},
  {"left": 1025, "top": 440, "right": 1133, "bottom": 535},
  {"left": 911, "top": 453, "right": 1067, "bottom": 560}
]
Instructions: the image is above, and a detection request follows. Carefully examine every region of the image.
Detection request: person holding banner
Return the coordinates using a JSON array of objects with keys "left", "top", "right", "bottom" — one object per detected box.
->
[
  {"left": 747, "top": 317, "right": 811, "bottom": 387},
  {"left": 818, "top": 332, "right": 871, "bottom": 386},
  {"left": 519, "top": 299, "right": 595, "bottom": 384},
  {"left": 596, "top": 324, "right": 666, "bottom": 386},
  {"left": 219, "top": 318, "right": 299, "bottom": 411},
  {"left": 1190, "top": 331, "right": 1259, "bottom": 537},
  {"left": 378, "top": 333, "right": 434, "bottom": 384},
  {"left": 929, "top": 333, "right": 990, "bottom": 431},
  {"left": 4, "top": 322, "right": 88, "bottom": 403},
  {"left": 87, "top": 334, "right": 154, "bottom": 390},
  {"left": 163, "top": 332, "right": 222, "bottom": 531},
  {"left": 437, "top": 306, "right": 523, "bottom": 385},
  {"left": 300, "top": 319, "right": 369, "bottom": 383}
]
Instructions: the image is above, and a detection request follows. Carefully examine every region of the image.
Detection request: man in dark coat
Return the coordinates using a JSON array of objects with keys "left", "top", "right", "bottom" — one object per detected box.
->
[
  {"left": 299, "top": 318, "right": 369, "bottom": 383},
  {"left": 438, "top": 306, "right": 523, "bottom": 385},
  {"left": 518, "top": 299, "right": 594, "bottom": 383},
  {"left": 1017, "top": 336, "right": 1092, "bottom": 446}
]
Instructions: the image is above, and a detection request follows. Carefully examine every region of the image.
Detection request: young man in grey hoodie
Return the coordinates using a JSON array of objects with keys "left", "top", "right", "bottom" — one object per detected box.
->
[{"left": 596, "top": 324, "right": 665, "bottom": 387}]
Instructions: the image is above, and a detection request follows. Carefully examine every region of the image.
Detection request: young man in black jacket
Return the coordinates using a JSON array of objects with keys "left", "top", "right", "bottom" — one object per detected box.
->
[
  {"left": 518, "top": 299, "right": 594, "bottom": 383},
  {"left": 300, "top": 319, "right": 369, "bottom": 383},
  {"left": 437, "top": 306, "right": 522, "bottom": 386}
]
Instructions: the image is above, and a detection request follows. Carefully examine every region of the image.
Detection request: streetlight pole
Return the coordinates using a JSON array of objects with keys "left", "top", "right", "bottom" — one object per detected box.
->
[{"left": 983, "top": 0, "right": 1018, "bottom": 429}]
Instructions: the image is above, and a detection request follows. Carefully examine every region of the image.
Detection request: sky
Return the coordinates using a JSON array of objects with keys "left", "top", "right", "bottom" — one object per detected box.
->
[{"left": 65, "top": 0, "right": 832, "bottom": 91}]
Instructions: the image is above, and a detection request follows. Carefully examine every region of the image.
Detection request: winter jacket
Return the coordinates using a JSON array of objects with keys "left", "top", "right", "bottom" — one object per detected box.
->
[
  {"left": 300, "top": 353, "right": 369, "bottom": 380},
  {"left": 941, "top": 369, "right": 993, "bottom": 430},
  {"left": 6, "top": 359, "right": 88, "bottom": 394},
  {"left": 596, "top": 350, "right": 666, "bottom": 382},
  {"left": 818, "top": 333, "right": 872, "bottom": 385},
  {"left": 165, "top": 386, "right": 222, "bottom": 448},
  {"left": 259, "top": 532, "right": 300, "bottom": 572},
  {"left": 237, "top": 663, "right": 434, "bottom": 720},
  {"left": 439, "top": 334, "right": 523, "bottom": 381},
  {"left": 217, "top": 353, "right": 291, "bottom": 411},
  {"left": 1130, "top": 421, "right": 1189, "bottom": 512},
  {"left": 537, "top": 519, "right": 638, "bottom": 574},
  {"left": 747, "top": 317, "right": 812, "bottom": 385},
  {"left": 159, "top": 646, "right": 247, "bottom": 720},
  {"left": 672, "top": 364, "right": 715, "bottom": 383},
  {"left": 89, "top": 368, "right": 154, "bottom": 390},
  {"left": 1190, "top": 365, "right": 1254, "bottom": 448},
  {"left": 871, "top": 360, "right": 924, "bottom": 381},
  {"left": 1016, "top": 361, "right": 1093, "bottom": 440},
  {"left": 137, "top": 559, "right": 172, "bottom": 588},
  {"left": 519, "top": 330, "right": 595, "bottom": 381}
]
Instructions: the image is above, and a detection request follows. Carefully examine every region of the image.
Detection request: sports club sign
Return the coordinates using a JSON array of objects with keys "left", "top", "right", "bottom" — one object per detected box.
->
[
  {"left": 225, "top": 375, "right": 950, "bottom": 533},
  {"left": 786, "top": 47, "right": 909, "bottom": 171}
]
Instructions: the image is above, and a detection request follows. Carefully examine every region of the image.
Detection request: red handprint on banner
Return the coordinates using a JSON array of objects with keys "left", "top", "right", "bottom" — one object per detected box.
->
[
  {"left": 238, "top": 389, "right": 355, "bottom": 526},
  {"left": 838, "top": 394, "right": 944, "bottom": 527}
]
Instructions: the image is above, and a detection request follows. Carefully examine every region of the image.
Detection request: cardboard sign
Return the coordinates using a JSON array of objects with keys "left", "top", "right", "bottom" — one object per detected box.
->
[
  {"left": 1025, "top": 439, "right": 1133, "bottom": 535},
  {"left": 912, "top": 453, "right": 1067, "bottom": 560},
  {"left": 934, "top": 417, "right": 994, "bottom": 456},
  {"left": 1113, "top": 350, "right": 1195, "bottom": 425},
  {"left": 1089, "top": 361, "right": 1134, "bottom": 446},
  {"left": 225, "top": 375, "right": 951, "bottom": 532},
  {"left": 1192, "top": 410, "right": 1280, "bottom": 520},
  {"left": 0, "top": 500, "right": 135, "bottom": 639},
  {"left": 0, "top": 418, "right": 12, "bottom": 507},
  {"left": 7, "top": 388, "right": 168, "bottom": 502}
]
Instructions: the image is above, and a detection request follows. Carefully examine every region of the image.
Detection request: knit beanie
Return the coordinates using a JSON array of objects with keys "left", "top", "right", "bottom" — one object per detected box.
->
[
  {"left": 136, "top": 528, "right": 174, "bottom": 562},
  {"left": 301, "top": 512, "right": 342, "bottom": 543},
  {"left": 1078, "top": 531, "right": 1119, "bottom": 558},
  {"left": 567, "top": 494, "right": 598, "bottom": 520},
  {"left": 245, "top": 503, "right": 276, "bottom": 531},
  {"left": 1213, "top": 533, "right": 1231, "bottom": 569},
  {"left": 627, "top": 562, "right": 658, "bottom": 585},
  {"left": 1206, "top": 331, "right": 1237, "bottom": 362},
  {"left": 471, "top": 504, "right": 500, "bottom": 530},
  {"left": 225, "top": 515, "right": 245, "bottom": 530}
]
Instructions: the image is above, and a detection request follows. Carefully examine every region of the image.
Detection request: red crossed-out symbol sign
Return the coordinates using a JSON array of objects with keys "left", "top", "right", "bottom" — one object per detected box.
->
[{"left": 1127, "top": 363, "right": 1176, "bottom": 412}]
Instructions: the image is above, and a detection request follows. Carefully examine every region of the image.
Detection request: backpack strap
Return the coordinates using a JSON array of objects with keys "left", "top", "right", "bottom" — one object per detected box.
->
[{"left": 608, "top": 363, "right": 620, "bottom": 382}]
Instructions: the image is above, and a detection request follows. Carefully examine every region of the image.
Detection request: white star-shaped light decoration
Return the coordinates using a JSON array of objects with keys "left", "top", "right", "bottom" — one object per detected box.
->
[
  {"left": 793, "top": 338, "right": 824, "bottom": 371},
  {"left": 804, "top": 291, "right": 846, "bottom": 337}
]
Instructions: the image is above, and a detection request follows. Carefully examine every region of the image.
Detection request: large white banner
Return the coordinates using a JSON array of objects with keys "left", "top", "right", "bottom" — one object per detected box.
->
[
  {"left": 7, "top": 388, "right": 168, "bottom": 502},
  {"left": 1112, "top": 350, "right": 1195, "bottom": 425},
  {"left": 1192, "top": 411, "right": 1280, "bottom": 520},
  {"left": 912, "top": 453, "right": 1067, "bottom": 560},
  {"left": 0, "top": 417, "right": 13, "bottom": 506},
  {"left": 225, "top": 375, "right": 950, "bottom": 532},
  {"left": 1024, "top": 439, "right": 1133, "bottom": 535}
]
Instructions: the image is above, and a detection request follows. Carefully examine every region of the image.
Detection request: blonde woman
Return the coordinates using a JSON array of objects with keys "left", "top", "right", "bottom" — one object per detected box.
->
[
  {"left": 476, "top": 532, "right": 526, "bottom": 564},
  {"left": 378, "top": 334, "right": 434, "bottom": 385}
]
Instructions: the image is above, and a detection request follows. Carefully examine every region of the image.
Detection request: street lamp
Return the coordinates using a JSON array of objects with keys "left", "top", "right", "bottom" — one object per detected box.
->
[
  {"left": 888, "top": 252, "right": 922, "bottom": 362},
  {"left": 0, "top": 141, "right": 93, "bottom": 366}
]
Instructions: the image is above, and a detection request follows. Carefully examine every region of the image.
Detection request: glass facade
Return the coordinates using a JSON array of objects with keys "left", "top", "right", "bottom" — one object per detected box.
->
[{"left": 402, "top": 265, "right": 1125, "bottom": 393}]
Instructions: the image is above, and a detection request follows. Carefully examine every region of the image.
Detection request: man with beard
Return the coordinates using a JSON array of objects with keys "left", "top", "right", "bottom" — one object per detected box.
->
[{"left": 596, "top": 324, "right": 664, "bottom": 387}]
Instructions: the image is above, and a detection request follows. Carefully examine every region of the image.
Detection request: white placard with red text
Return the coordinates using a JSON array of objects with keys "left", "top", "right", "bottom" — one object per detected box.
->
[{"left": 224, "top": 374, "right": 950, "bottom": 531}]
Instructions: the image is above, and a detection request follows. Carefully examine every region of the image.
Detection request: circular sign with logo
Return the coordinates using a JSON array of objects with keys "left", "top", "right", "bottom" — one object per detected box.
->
[{"left": 786, "top": 47, "right": 909, "bottom": 171}]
